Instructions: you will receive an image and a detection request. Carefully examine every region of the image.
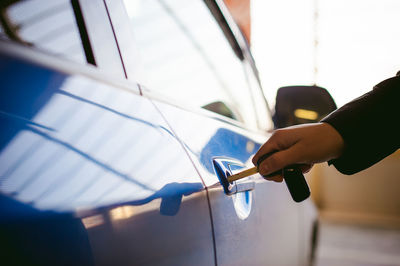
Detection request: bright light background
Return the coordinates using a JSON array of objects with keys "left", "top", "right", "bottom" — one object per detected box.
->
[{"left": 251, "top": 0, "right": 400, "bottom": 108}]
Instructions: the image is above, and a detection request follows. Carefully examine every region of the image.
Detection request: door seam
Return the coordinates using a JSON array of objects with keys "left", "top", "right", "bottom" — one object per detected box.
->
[{"left": 148, "top": 98, "right": 218, "bottom": 266}]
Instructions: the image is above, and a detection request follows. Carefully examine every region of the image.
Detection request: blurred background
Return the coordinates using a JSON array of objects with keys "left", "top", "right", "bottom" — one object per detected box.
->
[
  {"left": 252, "top": 0, "right": 400, "bottom": 108},
  {"left": 249, "top": 0, "right": 400, "bottom": 225},
  {"left": 226, "top": 0, "right": 400, "bottom": 265},
  {"left": 250, "top": 0, "right": 400, "bottom": 224}
]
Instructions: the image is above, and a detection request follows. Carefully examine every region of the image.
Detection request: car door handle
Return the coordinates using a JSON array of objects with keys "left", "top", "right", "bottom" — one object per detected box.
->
[
  {"left": 235, "top": 180, "right": 255, "bottom": 193},
  {"left": 213, "top": 157, "right": 255, "bottom": 195}
]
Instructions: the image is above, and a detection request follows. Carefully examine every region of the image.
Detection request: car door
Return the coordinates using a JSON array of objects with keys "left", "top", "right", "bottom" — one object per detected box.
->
[
  {"left": 116, "top": 0, "right": 315, "bottom": 265},
  {"left": 0, "top": 0, "right": 215, "bottom": 265}
]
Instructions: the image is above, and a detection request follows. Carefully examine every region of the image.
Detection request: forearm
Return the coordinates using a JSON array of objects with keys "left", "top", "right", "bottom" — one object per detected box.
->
[{"left": 321, "top": 75, "right": 400, "bottom": 174}]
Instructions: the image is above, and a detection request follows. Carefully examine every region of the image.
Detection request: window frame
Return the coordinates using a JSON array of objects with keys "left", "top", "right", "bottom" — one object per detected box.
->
[
  {"left": 0, "top": 0, "right": 127, "bottom": 80},
  {"left": 212, "top": 0, "right": 273, "bottom": 130},
  {"left": 0, "top": 0, "right": 92, "bottom": 65},
  {"left": 76, "top": 0, "right": 126, "bottom": 78},
  {"left": 107, "top": 0, "right": 272, "bottom": 131},
  {"left": 0, "top": 0, "right": 140, "bottom": 95}
]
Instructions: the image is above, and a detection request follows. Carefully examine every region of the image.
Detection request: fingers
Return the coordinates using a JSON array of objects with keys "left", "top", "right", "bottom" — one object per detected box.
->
[
  {"left": 264, "top": 174, "right": 284, "bottom": 183},
  {"left": 252, "top": 122, "right": 344, "bottom": 183},
  {"left": 257, "top": 143, "right": 304, "bottom": 176},
  {"left": 252, "top": 130, "right": 284, "bottom": 166},
  {"left": 299, "top": 164, "right": 313, "bottom": 174},
  {"left": 261, "top": 166, "right": 312, "bottom": 183},
  {"left": 252, "top": 128, "right": 301, "bottom": 166},
  {"left": 252, "top": 140, "right": 276, "bottom": 166},
  {"left": 261, "top": 164, "right": 312, "bottom": 183}
]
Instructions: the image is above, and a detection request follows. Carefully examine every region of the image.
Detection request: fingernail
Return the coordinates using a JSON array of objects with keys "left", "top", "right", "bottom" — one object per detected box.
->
[{"left": 259, "top": 164, "right": 268, "bottom": 175}]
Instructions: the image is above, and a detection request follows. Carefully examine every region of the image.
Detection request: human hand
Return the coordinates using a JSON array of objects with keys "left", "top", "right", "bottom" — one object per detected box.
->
[{"left": 252, "top": 122, "right": 344, "bottom": 182}]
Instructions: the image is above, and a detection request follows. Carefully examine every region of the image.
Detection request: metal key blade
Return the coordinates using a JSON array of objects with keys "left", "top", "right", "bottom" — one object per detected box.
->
[{"left": 227, "top": 166, "right": 258, "bottom": 183}]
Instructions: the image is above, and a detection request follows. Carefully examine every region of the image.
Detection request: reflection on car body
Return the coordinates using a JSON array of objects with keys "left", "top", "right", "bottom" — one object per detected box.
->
[{"left": 0, "top": 0, "right": 318, "bottom": 265}]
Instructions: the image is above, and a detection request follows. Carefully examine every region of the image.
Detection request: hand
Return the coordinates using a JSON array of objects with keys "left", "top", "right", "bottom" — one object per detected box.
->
[{"left": 252, "top": 122, "right": 344, "bottom": 182}]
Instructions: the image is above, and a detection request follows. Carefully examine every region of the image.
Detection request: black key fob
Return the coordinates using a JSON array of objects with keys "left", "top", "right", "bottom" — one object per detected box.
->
[
  {"left": 283, "top": 167, "right": 310, "bottom": 202},
  {"left": 257, "top": 152, "right": 310, "bottom": 202}
]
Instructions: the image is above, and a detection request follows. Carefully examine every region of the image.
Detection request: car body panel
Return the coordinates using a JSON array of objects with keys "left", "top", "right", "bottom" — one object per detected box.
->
[
  {"left": 0, "top": 48, "right": 214, "bottom": 265},
  {"left": 103, "top": 0, "right": 139, "bottom": 80},
  {"left": 0, "top": 0, "right": 318, "bottom": 264},
  {"left": 77, "top": 0, "right": 126, "bottom": 77},
  {"left": 148, "top": 95, "right": 311, "bottom": 265}
]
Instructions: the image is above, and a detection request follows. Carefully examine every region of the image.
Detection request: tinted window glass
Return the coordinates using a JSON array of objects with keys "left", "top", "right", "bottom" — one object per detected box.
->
[
  {"left": 122, "top": 0, "right": 258, "bottom": 128},
  {"left": 0, "top": 0, "right": 87, "bottom": 64}
]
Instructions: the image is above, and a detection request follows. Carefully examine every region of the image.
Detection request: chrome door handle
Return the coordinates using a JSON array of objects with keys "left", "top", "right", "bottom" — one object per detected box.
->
[
  {"left": 212, "top": 157, "right": 255, "bottom": 195},
  {"left": 235, "top": 180, "right": 255, "bottom": 193}
]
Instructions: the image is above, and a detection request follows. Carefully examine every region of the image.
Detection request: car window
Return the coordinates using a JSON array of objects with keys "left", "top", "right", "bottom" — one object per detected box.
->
[
  {"left": 122, "top": 0, "right": 258, "bottom": 129},
  {"left": 243, "top": 61, "right": 274, "bottom": 131},
  {"left": 0, "top": 0, "right": 87, "bottom": 65}
]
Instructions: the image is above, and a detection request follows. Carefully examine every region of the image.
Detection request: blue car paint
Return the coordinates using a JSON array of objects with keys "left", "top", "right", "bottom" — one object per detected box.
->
[
  {"left": 0, "top": 55, "right": 66, "bottom": 150},
  {"left": 200, "top": 127, "right": 260, "bottom": 173},
  {"left": 0, "top": 54, "right": 201, "bottom": 207},
  {"left": 150, "top": 98, "right": 265, "bottom": 188},
  {"left": 0, "top": 52, "right": 216, "bottom": 265},
  {"left": 1, "top": 194, "right": 95, "bottom": 265},
  {"left": 148, "top": 94, "right": 308, "bottom": 265}
]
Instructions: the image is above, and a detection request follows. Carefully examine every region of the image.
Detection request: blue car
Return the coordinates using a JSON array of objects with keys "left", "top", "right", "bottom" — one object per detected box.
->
[{"left": 0, "top": 0, "right": 319, "bottom": 265}]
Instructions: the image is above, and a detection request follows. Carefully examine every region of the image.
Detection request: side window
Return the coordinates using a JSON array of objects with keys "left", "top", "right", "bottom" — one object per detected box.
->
[
  {"left": 0, "top": 0, "right": 87, "bottom": 64},
  {"left": 122, "top": 0, "right": 258, "bottom": 129},
  {"left": 243, "top": 61, "right": 274, "bottom": 131}
]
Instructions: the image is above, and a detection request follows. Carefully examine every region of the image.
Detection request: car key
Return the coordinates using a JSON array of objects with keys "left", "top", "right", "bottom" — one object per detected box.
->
[{"left": 227, "top": 152, "right": 310, "bottom": 202}]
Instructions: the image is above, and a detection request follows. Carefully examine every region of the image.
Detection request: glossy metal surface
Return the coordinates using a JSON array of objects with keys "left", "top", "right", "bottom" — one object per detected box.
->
[
  {"left": 212, "top": 157, "right": 240, "bottom": 195},
  {"left": 78, "top": 0, "right": 126, "bottom": 77},
  {"left": 151, "top": 96, "right": 310, "bottom": 265},
  {"left": 0, "top": 0, "right": 87, "bottom": 64},
  {"left": 0, "top": 49, "right": 214, "bottom": 265},
  {"left": 213, "top": 159, "right": 254, "bottom": 220},
  {"left": 103, "top": 0, "right": 139, "bottom": 80},
  {"left": 0, "top": 0, "right": 319, "bottom": 264},
  {"left": 120, "top": 0, "right": 260, "bottom": 130}
]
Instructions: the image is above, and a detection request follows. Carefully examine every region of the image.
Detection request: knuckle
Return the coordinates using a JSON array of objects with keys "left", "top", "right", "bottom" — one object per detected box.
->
[
  {"left": 268, "top": 154, "right": 281, "bottom": 168},
  {"left": 272, "top": 129, "right": 284, "bottom": 138},
  {"left": 258, "top": 162, "right": 268, "bottom": 174}
]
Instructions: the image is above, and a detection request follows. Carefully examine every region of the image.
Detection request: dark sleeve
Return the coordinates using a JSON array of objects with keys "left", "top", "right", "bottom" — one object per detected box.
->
[{"left": 321, "top": 74, "right": 400, "bottom": 175}]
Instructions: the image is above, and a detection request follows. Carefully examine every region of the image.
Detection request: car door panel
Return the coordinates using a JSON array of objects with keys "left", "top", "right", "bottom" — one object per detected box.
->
[
  {"left": 0, "top": 0, "right": 318, "bottom": 264},
  {"left": 108, "top": 0, "right": 317, "bottom": 263},
  {"left": 0, "top": 48, "right": 215, "bottom": 265},
  {"left": 148, "top": 96, "right": 305, "bottom": 265}
]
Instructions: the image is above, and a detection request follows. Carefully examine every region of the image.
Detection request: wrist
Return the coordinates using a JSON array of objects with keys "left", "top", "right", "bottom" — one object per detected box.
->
[{"left": 320, "top": 122, "right": 345, "bottom": 159}]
